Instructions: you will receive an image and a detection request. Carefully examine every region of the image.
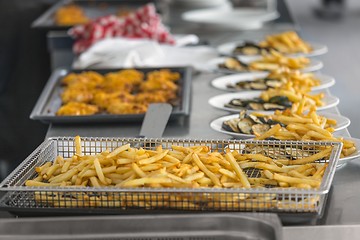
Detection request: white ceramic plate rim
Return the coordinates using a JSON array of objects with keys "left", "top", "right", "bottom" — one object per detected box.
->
[
  {"left": 336, "top": 137, "right": 360, "bottom": 164},
  {"left": 217, "top": 41, "right": 328, "bottom": 58},
  {"left": 208, "top": 91, "right": 339, "bottom": 113},
  {"left": 207, "top": 57, "right": 323, "bottom": 74},
  {"left": 182, "top": 8, "right": 279, "bottom": 25},
  {"left": 210, "top": 72, "right": 335, "bottom": 92},
  {"left": 210, "top": 112, "right": 350, "bottom": 139}
]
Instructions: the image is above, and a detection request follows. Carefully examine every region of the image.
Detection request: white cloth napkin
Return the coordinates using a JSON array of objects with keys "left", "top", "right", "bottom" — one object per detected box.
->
[{"left": 72, "top": 36, "right": 216, "bottom": 71}]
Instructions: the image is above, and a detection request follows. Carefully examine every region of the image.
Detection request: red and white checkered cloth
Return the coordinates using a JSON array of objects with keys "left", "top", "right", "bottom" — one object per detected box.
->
[{"left": 69, "top": 3, "right": 175, "bottom": 54}]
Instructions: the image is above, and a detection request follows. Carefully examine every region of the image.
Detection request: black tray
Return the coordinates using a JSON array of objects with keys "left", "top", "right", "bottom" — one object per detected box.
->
[
  {"left": 30, "top": 66, "right": 192, "bottom": 123},
  {"left": 32, "top": 0, "right": 155, "bottom": 30}
]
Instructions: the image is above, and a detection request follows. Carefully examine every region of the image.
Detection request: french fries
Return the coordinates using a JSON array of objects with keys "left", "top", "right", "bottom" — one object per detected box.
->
[
  {"left": 258, "top": 31, "right": 313, "bottom": 54},
  {"left": 260, "top": 83, "right": 324, "bottom": 112},
  {"left": 253, "top": 109, "right": 356, "bottom": 157},
  {"left": 219, "top": 50, "right": 311, "bottom": 73},
  {"left": 249, "top": 50, "right": 311, "bottom": 71},
  {"left": 25, "top": 136, "right": 334, "bottom": 213},
  {"left": 27, "top": 136, "right": 329, "bottom": 190}
]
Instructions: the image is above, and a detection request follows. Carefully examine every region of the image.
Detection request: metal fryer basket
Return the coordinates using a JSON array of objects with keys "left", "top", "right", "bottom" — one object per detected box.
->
[{"left": 0, "top": 137, "right": 342, "bottom": 216}]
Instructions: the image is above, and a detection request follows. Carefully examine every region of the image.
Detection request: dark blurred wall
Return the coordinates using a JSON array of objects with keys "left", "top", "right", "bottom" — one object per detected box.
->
[{"left": 0, "top": 0, "right": 54, "bottom": 175}]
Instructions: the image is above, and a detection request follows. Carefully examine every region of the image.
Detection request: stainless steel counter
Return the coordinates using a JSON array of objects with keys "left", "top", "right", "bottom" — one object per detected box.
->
[
  {"left": 2, "top": 1, "right": 360, "bottom": 239},
  {"left": 284, "top": 225, "right": 360, "bottom": 240}
]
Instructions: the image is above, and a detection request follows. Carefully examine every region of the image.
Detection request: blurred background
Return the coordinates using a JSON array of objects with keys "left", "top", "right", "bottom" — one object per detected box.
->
[
  {"left": 0, "top": 0, "right": 359, "bottom": 180},
  {"left": 288, "top": 0, "right": 360, "bottom": 139}
]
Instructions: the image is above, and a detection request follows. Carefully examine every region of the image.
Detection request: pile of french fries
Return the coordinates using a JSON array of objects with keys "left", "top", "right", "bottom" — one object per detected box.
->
[
  {"left": 266, "top": 69, "right": 321, "bottom": 92},
  {"left": 259, "top": 31, "right": 313, "bottom": 54},
  {"left": 248, "top": 50, "right": 311, "bottom": 72},
  {"left": 253, "top": 108, "right": 356, "bottom": 158},
  {"left": 26, "top": 136, "right": 331, "bottom": 210},
  {"left": 261, "top": 85, "right": 325, "bottom": 111}
]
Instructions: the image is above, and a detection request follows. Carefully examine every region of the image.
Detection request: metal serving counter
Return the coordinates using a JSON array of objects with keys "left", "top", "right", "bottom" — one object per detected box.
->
[{"left": 1, "top": 0, "right": 359, "bottom": 239}]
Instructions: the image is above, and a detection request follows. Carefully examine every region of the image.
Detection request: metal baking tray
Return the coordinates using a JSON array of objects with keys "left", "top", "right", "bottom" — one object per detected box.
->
[
  {"left": 0, "top": 137, "right": 342, "bottom": 222},
  {"left": 30, "top": 67, "right": 192, "bottom": 123},
  {"left": 32, "top": 0, "right": 155, "bottom": 30},
  {"left": 0, "top": 213, "right": 282, "bottom": 240}
]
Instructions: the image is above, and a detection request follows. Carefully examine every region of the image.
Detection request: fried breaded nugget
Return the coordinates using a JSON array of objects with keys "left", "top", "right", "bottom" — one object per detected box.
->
[
  {"left": 139, "top": 79, "right": 178, "bottom": 92},
  {"left": 55, "top": 4, "right": 89, "bottom": 26},
  {"left": 134, "top": 92, "right": 167, "bottom": 104},
  {"left": 134, "top": 90, "right": 177, "bottom": 104},
  {"left": 62, "top": 71, "right": 104, "bottom": 88},
  {"left": 56, "top": 102, "right": 99, "bottom": 116},
  {"left": 103, "top": 70, "right": 144, "bottom": 92},
  {"left": 61, "top": 88, "right": 94, "bottom": 103},
  {"left": 106, "top": 100, "right": 147, "bottom": 114},
  {"left": 147, "top": 69, "right": 180, "bottom": 82},
  {"left": 93, "top": 91, "right": 135, "bottom": 109}
]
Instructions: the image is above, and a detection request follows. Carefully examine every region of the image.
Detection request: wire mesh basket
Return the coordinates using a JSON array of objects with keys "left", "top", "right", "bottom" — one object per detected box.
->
[{"left": 0, "top": 137, "right": 342, "bottom": 217}]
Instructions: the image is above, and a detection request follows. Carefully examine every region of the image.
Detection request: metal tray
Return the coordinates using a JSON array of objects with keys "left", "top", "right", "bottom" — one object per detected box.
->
[
  {"left": 30, "top": 67, "right": 192, "bottom": 123},
  {"left": 0, "top": 213, "right": 282, "bottom": 240},
  {"left": 0, "top": 137, "right": 342, "bottom": 222},
  {"left": 32, "top": 0, "right": 155, "bottom": 30}
]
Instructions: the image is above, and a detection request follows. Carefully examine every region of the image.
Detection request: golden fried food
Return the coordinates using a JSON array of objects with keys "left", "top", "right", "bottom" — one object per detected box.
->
[
  {"left": 140, "top": 78, "right": 178, "bottom": 92},
  {"left": 103, "top": 70, "right": 144, "bottom": 92},
  {"left": 249, "top": 50, "right": 310, "bottom": 71},
  {"left": 28, "top": 136, "right": 330, "bottom": 189},
  {"left": 266, "top": 69, "right": 320, "bottom": 92},
  {"left": 139, "top": 70, "right": 180, "bottom": 92},
  {"left": 134, "top": 92, "right": 168, "bottom": 104},
  {"left": 106, "top": 100, "right": 147, "bottom": 114},
  {"left": 26, "top": 136, "right": 332, "bottom": 211},
  {"left": 56, "top": 69, "right": 180, "bottom": 116},
  {"left": 227, "top": 69, "right": 320, "bottom": 92},
  {"left": 106, "top": 69, "right": 144, "bottom": 84},
  {"left": 55, "top": 4, "right": 89, "bottom": 26},
  {"left": 61, "top": 88, "right": 94, "bottom": 104},
  {"left": 220, "top": 50, "right": 311, "bottom": 73},
  {"left": 254, "top": 114, "right": 356, "bottom": 158},
  {"left": 147, "top": 69, "right": 180, "bottom": 82},
  {"left": 259, "top": 31, "right": 313, "bottom": 54},
  {"left": 62, "top": 72, "right": 105, "bottom": 92},
  {"left": 57, "top": 102, "right": 99, "bottom": 116},
  {"left": 93, "top": 91, "right": 135, "bottom": 109}
]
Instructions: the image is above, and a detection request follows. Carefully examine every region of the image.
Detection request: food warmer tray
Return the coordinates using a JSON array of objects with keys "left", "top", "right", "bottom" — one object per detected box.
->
[
  {"left": 32, "top": 0, "right": 155, "bottom": 30},
  {"left": 0, "top": 137, "right": 342, "bottom": 224},
  {"left": 30, "top": 67, "right": 192, "bottom": 123}
]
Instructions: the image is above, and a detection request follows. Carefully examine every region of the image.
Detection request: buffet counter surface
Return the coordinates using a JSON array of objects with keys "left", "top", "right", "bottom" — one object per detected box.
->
[{"left": 0, "top": 1, "right": 359, "bottom": 240}]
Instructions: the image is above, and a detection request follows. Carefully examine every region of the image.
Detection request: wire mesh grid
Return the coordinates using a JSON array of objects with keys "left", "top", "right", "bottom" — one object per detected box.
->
[{"left": 0, "top": 137, "right": 342, "bottom": 215}]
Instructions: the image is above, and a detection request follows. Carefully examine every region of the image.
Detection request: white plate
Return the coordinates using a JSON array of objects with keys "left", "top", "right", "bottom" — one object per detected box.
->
[
  {"left": 182, "top": 8, "right": 279, "bottom": 30},
  {"left": 208, "top": 91, "right": 339, "bottom": 113},
  {"left": 337, "top": 137, "right": 360, "bottom": 165},
  {"left": 206, "top": 57, "right": 323, "bottom": 74},
  {"left": 217, "top": 41, "right": 328, "bottom": 58},
  {"left": 210, "top": 112, "right": 350, "bottom": 139},
  {"left": 211, "top": 72, "right": 335, "bottom": 92}
]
